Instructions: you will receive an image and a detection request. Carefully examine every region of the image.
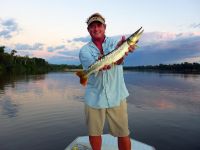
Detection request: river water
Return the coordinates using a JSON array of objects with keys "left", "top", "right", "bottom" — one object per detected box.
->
[{"left": 0, "top": 72, "right": 200, "bottom": 150}]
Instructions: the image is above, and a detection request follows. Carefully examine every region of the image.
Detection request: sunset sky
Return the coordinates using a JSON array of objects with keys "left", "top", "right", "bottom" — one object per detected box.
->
[{"left": 0, "top": 0, "right": 200, "bottom": 65}]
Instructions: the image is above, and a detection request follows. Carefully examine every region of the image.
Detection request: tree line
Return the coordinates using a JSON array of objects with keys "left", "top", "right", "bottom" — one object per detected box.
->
[
  {"left": 0, "top": 46, "right": 81, "bottom": 75},
  {"left": 124, "top": 62, "right": 200, "bottom": 74}
]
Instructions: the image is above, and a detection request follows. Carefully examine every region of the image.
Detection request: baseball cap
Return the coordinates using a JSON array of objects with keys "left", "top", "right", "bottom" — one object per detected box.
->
[{"left": 86, "top": 13, "right": 105, "bottom": 26}]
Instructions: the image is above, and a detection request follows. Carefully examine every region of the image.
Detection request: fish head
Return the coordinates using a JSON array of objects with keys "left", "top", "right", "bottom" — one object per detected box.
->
[{"left": 127, "top": 27, "right": 144, "bottom": 46}]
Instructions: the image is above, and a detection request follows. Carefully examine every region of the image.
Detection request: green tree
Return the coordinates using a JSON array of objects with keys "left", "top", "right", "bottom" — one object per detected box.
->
[
  {"left": 11, "top": 49, "right": 17, "bottom": 56},
  {"left": 0, "top": 46, "right": 5, "bottom": 53}
]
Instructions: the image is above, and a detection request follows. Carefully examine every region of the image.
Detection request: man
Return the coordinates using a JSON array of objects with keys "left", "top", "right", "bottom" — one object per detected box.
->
[{"left": 79, "top": 13, "right": 135, "bottom": 150}]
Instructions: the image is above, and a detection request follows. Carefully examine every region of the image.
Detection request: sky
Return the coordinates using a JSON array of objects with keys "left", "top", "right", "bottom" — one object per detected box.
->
[{"left": 0, "top": 0, "right": 200, "bottom": 65}]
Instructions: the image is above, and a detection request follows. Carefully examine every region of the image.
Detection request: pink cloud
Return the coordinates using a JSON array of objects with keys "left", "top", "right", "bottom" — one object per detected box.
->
[
  {"left": 140, "top": 31, "right": 200, "bottom": 46},
  {"left": 32, "top": 49, "right": 53, "bottom": 58}
]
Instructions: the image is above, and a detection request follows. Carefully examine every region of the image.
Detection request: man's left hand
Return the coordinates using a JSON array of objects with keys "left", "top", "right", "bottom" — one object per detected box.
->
[
  {"left": 125, "top": 44, "right": 135, "bottom": 56},
  {"left": 115, "top": 36, "right": 136, "bottom": 65}
]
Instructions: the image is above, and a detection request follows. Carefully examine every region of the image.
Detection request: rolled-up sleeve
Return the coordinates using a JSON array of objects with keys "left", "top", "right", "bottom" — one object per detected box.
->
[{"left": 79, "top": 47, "right": 95, "bottom": 70}]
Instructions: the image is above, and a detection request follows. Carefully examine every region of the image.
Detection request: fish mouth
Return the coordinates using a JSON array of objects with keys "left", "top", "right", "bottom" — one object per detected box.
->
[{"left": 127, "top": 27, "right": 144, "bottom": 45}]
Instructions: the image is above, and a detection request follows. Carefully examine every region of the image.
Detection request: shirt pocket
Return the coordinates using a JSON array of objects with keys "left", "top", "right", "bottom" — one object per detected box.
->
[
  {"left": 90, "top": 48, "right": 100, "bottom": 61},
  {"left": 104, "top": 42, "right": 116, "bottom": 54}
]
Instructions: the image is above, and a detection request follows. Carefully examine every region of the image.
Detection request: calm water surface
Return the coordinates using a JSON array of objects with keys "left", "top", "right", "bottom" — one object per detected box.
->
[{"left": 0, "top": 72, "right": 200, "bottom": 150}]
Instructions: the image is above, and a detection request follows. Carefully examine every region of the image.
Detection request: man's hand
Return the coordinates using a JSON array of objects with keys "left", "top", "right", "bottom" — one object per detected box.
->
[
  {"left": 127, "top": 44, "right": 135, "bottom": 54},
  {"left": 114, "top": 36, "right": 136, "bottom": 65},
  {"left": 116, "top": 36, "right": 126, "bottom": 48},
  {"left": 114, "top": 57, "right": 124, "bottom": 65}
]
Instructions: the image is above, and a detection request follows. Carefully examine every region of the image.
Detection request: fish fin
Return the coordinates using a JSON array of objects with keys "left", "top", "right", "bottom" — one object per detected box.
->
[
  {"left": 75, "top": 70, "right": 88, "bottom": 86},
  {"left": 135, "top": 44, "right": 139, "bottom": 48}
]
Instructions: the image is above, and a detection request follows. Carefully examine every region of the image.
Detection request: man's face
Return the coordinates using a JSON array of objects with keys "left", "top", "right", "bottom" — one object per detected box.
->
[{"left": 87, "top": 21, "right": 106, "bottom": 40}]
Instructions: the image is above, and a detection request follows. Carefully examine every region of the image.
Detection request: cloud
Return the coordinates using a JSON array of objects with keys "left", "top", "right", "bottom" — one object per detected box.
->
[
  {"left": 47, "top": 45, "right": 65, "bottom": 52},
  {"left": 29, "top": 42, "right": 81, "bottom": 64},
  {"left": 48, "top": 39, "right": 85, "bottom": 53},
  {"left": 46, "top": 55, "right": 79, "bottom": 65},
  {"left": 0, "top": 18, "right": 20, "bottom": 39},
  {"left": 176, "top": 56, "right": 200, "bottom": 64},
  {"left": 58, "top": 49, "right": 79, "bottom": 56},
  {"left": 3, "top": 31, "right": 200, "bottom": 65},
  {"left": 15, "top": 43, "right": 44, "bottom": 51},
  {"left": 125, "top": 34, "right": 200, "bottom": 66},
  {"left": 127, "top": 31, "right": 200, "bottom": 46},
  {"left": 190, "top": 23, "right": 200, "bottom": 29},
  {"left": 45, "top": 44, "right": 80, "bottom": 64},
  {"left": 72, "top": 36, "right": 91, "bottom": 43},
  {"left": 71, "top": 31, "right": 200, "bottom": 47},
  {"left": 67, "top": 32, "right": 200, "bottom": 65}
]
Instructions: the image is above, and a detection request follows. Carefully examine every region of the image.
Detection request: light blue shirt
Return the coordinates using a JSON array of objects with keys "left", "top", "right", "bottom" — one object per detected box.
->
[{"left": 79, "top": 36, "right": 129, "bottom": 109}]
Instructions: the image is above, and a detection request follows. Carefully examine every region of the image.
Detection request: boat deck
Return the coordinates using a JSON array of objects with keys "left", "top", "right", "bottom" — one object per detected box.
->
[{"left": 65, "top": 134, "right": 155, "bottom": 150}]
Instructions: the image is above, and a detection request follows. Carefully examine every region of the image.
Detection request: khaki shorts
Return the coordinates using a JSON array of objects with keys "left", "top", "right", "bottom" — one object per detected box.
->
[{"left": 85, "top": 100, "right": 130, "bottom": 137}]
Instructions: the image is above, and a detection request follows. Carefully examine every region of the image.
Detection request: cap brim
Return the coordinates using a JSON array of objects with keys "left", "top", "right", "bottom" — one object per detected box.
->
[{"left": 87, "top": 17, "right": 105, "bottom": 26}]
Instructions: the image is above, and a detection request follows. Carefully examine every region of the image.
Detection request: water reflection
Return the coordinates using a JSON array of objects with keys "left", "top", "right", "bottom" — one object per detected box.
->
[
  {"left": 0, "top": 72, "right": 200, "bottom": 150},
  {"left": 153, "top": 99, "right": 175, "bottom": 110},
  {"left": 0, "top": 96, "right": 19, "bottom": 117},
  {"left": 0, "top": 74, "right": 46, "bottom": 118},
  {"left": 125, "top": 72, "right": 200, "bottom": 113}
]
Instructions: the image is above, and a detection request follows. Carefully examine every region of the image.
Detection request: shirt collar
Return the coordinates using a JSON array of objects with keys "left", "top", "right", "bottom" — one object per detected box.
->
[{"left": 89, "top": 36, "right": 108, "bottom": 46}]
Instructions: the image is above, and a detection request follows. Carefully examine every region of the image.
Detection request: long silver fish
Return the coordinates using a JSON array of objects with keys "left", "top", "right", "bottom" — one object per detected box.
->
[{"left": 76, "top": 27, "right": 144, "bottom": 86}]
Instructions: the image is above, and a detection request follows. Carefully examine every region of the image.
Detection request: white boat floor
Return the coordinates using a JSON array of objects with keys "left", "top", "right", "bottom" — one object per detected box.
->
[{"left": 65, "top": 134, "right": 155, "bottom": 150}]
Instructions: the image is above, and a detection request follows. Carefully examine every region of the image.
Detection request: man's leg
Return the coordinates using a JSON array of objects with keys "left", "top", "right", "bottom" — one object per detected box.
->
[
  {"left": 85, "top": 104, "right": 105, "bottom": 150},
  {"left": 106, "top": 100, "right": 131, "bottom": 150},
  {"left": 89, "top": 135, "right": 102, "bottom": 150},
  {"left": 118, "top": 136, "right": 131, "bottom": 150}
]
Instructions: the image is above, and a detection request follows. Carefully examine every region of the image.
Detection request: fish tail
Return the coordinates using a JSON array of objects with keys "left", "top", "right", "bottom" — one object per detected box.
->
[{"left": 75, "top": 70, "right": 88, "bottom": 86}]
